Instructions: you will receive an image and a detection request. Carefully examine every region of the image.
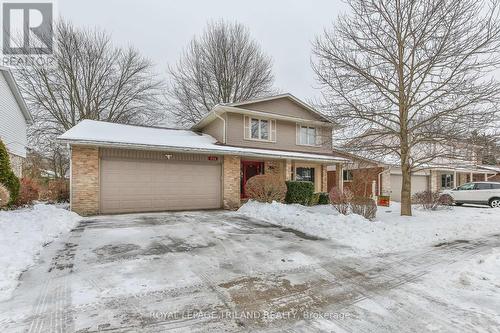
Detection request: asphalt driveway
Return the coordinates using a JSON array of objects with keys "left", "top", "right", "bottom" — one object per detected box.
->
[{"left": 0, "top": 210, "right": 498, "bottom": 332}]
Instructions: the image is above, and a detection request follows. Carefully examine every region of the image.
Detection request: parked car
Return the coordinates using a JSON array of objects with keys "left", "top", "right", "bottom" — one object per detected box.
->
[{"left": 442, "top": 182, "right": 500, "bottom": 208}]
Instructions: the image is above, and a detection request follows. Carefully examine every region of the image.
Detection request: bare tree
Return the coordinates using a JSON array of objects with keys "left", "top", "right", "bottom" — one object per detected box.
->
[
  {"left": 312, "top": 0, "right": 500, "bottom": 216},
  {"left": 15, "top": 21, "right": 165, "bottom": 177},
  {"left": 168, "top": 20, "right": 275, "bottom": 126}
]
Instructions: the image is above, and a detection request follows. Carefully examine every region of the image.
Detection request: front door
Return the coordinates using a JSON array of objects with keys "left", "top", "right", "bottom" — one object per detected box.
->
[{"left": 241, "top": 161, "right": 264, "bottom": 198}]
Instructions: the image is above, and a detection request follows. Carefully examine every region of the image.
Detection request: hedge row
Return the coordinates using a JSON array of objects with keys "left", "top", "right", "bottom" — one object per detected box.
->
[{"left": 285, "top": 181, "right": 330, "bottom": 206}]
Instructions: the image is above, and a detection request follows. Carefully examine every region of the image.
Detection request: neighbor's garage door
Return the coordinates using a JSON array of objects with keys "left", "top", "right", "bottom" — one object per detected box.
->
[
  {"left": 100, "top": 157, "right": 221, "bottom": 214},
  {"left": 390, "top": 174, "right": 428, "bottom": 202}
]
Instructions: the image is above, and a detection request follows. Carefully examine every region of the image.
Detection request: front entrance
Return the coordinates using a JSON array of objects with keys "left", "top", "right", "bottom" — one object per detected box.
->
[{"left": 241, "top": 161, "right": 264, "bottom": 198}]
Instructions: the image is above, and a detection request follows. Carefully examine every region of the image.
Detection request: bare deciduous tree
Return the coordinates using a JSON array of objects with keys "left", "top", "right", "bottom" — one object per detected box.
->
[
  {"left": 168, "top": 20, "right": 275, "bottom": 126},
  {"left": 16, "top": 21, "right": 165, "bottom": 178},
  {"left": 312, "top": 0, "right": 500, "bottom": 216}
]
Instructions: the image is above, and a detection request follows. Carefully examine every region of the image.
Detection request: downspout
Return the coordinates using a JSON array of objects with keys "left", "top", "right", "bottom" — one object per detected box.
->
[
  {"left": 214, "top": 111, "right": 226, "bottom": 144},
  {"left": 68, "top": 144, "right": 72, "bottom": 212}
]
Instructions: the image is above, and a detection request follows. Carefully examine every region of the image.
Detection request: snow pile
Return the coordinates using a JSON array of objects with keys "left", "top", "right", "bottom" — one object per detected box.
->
[
  {"left": 238, "top": 201, "right": 500, "bottom": 254},
  {"left": 452, "top": 248, "right": 500, "bottom": 290},
  {"left": 0, "top": 204, "right": 80, "bottom": 301},
  {"left": 415, "top": 248, "right": 500, "bottom": 320}
]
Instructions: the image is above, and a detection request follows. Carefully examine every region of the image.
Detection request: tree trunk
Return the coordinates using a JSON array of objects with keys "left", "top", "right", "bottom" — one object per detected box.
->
[{"left": 400, "top": 160, "right": 412, "bottom": 216}]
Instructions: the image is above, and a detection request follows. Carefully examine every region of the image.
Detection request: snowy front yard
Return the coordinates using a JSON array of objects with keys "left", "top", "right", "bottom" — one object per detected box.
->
[
  {"left": 238, "top": 201, "right": 499, "bottom": 255},
  {"left": 0, "top": 204, "right": 498, "bottom": 331},
  {"left": 0, "top": 204, "right": 80, "bottom": 301},
  {"left": 238, "top": 201, "right": 500, "bottom": 330}
]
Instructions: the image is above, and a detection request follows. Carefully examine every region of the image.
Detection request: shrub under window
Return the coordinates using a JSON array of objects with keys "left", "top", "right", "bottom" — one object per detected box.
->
[
  {"left": 245, "top": 174, "right": 287, "bottom": 203},
  {"left": 285, "top": 181, "right": 314, "bottom": 205}
]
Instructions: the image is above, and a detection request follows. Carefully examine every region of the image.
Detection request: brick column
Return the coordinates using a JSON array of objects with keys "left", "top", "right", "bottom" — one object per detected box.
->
[
  {"left": 335, "top": 163, "right": 344, "bottom": 192},
  {"left": 458, "top": 173, "right": 467, "bottom": 186},
  {"left": 284, "top": 159, "right": 292, "bottom": 181},
  {"left": 321, "top": 165, "right": 328, "bottom": 192},
  {"left": 429, "top": 170, "right": 439, "bottom": 192},
  {"left": 223, "top": 155, "right": 241, "bottom": 209},
  {"left": 71, "top": 145, "right": 99, "bottom": 216}
]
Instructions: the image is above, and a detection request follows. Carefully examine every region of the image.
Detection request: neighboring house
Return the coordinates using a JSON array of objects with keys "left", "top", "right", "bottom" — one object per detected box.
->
[
  {"left": 59, "top": 94, "right": 348, "bottom": 215},
  {"left": 328, "top": 148, "right": 499, "bottom": 202},
  {"left": 0, "top": 66, "right": 32, "bottom": 177}
]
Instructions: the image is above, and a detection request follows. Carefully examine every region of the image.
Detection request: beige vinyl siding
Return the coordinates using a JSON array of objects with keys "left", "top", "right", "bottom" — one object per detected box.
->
[
  {"left": 201, "top": 116, "right": 225, "bottom": 143},
  {"left": 0, "top": 72, "right": 27, "bottom": 158},
  {"left": 225, "top": 113, "right": 332, "bottom": 154},
  {"left": 239, "top": 98, "right": 323, "bottom": 121}
]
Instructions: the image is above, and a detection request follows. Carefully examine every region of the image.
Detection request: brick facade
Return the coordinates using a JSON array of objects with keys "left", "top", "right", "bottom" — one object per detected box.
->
[
  {"left": 223, "top": 155, "right": 241, "bottom": 209},
  {"left": 264, "top": 160, "right": 285, "bottom": 181},
  {"left": 458, "top": 173, "right": 468, "bottom": 186},
  {"left": 342, "top": 166, "right": 384, "bottom": 197},
  {"left": 321, "top": 165, "right": 328, "bottom": 192},
  {"left": 285, "top": 160, "right": 293, "bottom": 181},
  {"left": 8, "top": 152, "right": 23, "bottom": 177},
  {"left": 71, "top": 146, "right": 99, "bottom": 216},
  {"left": 429, "top": 170, "right": 439, "bottom": 192}
]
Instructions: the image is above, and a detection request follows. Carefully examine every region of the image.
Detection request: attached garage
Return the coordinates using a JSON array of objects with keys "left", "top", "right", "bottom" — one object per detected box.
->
[
  {"left": 390, "top": 174, "right": 429, "bottom": 202},
  {"left": 99, "top": 149, "right": 222, "bottom": 214}
]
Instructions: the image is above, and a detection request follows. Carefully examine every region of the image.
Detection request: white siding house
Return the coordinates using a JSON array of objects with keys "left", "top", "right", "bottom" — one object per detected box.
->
[{"left": 0, "top": 66, "right": 32, "bottom": 177}]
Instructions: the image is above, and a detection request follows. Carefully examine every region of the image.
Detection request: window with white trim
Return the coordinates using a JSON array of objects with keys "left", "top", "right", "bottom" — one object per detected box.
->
[
  {"left": 298, "top": 125, "right": 317, "bottom": 146},
  {"left": 343, "top": 170, "right": 353, "bottom": 182},
  {"left": 244, "top": 116, "right": 276, "bottom": 142}
]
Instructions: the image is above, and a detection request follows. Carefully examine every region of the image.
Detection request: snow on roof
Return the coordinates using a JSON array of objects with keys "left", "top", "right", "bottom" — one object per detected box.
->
[
  {"left": 58, "top": 120, "right": 347, "bottom": 163},
  {"left": 478, "top": 165, "right": 500, "bottom": 173}
]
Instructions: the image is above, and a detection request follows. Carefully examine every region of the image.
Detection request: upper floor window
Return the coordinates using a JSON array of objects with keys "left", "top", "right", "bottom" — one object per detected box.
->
[
  {"left": 244, "top": 116, "right": 276, "bottom": 142},
  {"left": 298, "top": 125, "right": 318, "bottom": 146},
  {"left": 251, "top": 118, "right": 269, "bottom": 140}
]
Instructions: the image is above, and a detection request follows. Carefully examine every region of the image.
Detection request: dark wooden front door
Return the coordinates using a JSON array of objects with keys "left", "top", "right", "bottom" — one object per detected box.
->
[{"left": 241, "top": 161, "right": 264, "bottom": 198}]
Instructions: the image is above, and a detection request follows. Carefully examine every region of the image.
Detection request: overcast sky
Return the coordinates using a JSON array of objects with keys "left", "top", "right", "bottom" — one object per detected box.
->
[{"left": 59, "top": 0, "right": 346, "bottom": 102}]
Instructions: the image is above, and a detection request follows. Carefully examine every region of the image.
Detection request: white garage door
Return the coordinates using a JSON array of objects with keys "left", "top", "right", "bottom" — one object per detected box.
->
[
  {"left": 390, "top": 174, "right": 429, "bottom": 202},
  {"left": 100, "top": 158, "right": 222, "bottom": 214}
]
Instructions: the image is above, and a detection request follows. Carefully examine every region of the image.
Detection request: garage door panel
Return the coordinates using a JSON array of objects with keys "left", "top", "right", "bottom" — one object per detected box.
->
[
  {"left": 100, "top": 158, "right": 221, "bottom": 213},
  {"left": 390, "top": 174, "right": 429, "bottom": 202}
]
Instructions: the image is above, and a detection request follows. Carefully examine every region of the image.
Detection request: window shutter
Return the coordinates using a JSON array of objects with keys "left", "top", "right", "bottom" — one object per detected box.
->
[
  {"left": 315, "top": 127, "right": 321, "bottom": 146},
  {"left": 244, "top": 116, "right": 250, "bottom": 139},
  {"left": 296, "top": 123, "right": 300, "bottom": 145},
  {"left": 270, "top": 120, "right": 276, "bottom": 142}
]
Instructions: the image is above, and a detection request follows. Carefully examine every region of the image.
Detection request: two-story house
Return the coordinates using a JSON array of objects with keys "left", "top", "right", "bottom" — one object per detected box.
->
[
  {"left": 59, "top": 94, "right": 347, "bottom": 215},
  {"left": 0, "top": 66, "right": 32, "bottom": 177}
]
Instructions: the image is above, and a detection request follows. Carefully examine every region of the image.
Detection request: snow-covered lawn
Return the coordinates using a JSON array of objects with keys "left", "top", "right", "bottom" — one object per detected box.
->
[
  {"left": 238, "top": 201, "right": 500, "bottom": 328},
  {"left": 413, "top": 247, "right": 500, "bottom": 324},
  {"left": 238, "top": 201, "right": 499, "bottom": 255},
  {"left": 0, "top": 204, "right": 80, "bottom": 301}
]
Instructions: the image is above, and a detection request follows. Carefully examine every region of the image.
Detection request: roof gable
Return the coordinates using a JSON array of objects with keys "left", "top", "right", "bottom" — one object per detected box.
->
[
  {"left": 226, "top": 94, "right": 329, "bottom": 122},
  {"left": 192, "top": 93, "right": 333, "bottom": 131}
]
